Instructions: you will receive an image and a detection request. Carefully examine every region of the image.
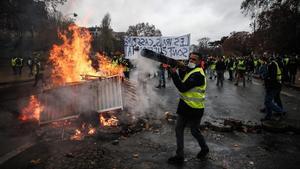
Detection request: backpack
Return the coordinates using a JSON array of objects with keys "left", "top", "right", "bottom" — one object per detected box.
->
[{"left": 15, "top": 58, "right": 22, "bottom": 66}]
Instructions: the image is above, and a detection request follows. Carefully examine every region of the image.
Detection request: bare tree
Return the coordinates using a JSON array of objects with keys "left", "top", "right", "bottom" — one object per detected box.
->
[{"left": 126, "top": 22, "right": 162, "bottom": 36}]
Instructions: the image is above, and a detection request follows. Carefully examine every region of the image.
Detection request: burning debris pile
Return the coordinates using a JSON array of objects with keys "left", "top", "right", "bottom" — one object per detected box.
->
[
  {"left": 34, "top": 109, "right": 159, "bottom": 143},
  {"left": 16, "top": 23, "right": 161, "bottom": 144}
]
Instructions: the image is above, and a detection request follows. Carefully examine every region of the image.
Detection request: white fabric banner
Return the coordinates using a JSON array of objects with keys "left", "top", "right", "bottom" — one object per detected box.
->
[{"left": 124, "top": 34, "right": 190, "bottom": 60}]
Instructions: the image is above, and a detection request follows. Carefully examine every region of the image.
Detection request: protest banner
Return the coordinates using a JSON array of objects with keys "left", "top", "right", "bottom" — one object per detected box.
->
[{"left": 124, "top": 34, "right": 190, "bottom": 60}]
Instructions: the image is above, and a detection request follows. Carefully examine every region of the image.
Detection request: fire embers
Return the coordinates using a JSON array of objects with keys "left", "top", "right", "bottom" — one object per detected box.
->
[
  {"left": 70, "top": 123, "right": 97, "bottom": 141},
  {"left": 99, "top": 112, "right": 119, "bottom": 127},
  {"left": 19, "top": 95, "right": 43, "bottom": 122},
  {"left": 70, "top": 112, "right": 119, "bottom": 141}
]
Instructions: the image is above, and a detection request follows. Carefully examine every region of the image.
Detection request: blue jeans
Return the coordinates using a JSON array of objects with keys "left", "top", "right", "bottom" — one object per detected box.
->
[{"left": 264, "top": 87, "right": 283, "bottom": 119}]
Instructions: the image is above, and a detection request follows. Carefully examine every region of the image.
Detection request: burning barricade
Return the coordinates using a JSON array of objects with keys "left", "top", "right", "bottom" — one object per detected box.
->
[
  {"left": 18, "top": 23, "right": 139, "bottom": 142},
  {"left": 19, "top": 24, "right": 125, "bottom": 123}
]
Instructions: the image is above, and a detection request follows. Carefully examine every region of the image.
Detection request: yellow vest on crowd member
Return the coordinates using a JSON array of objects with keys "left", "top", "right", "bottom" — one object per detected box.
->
[
  {"left": 273, "top": 61, "right": 282, "bottom": 83},
  {"left": 210, "top": 61, "right": 216, "bottom": 70},
  {"left": 254, "top": 60, "right": 258, "bottom": 67},
  {"left": 11, "top": 58, "right": 17, "bottom": 66},
  {"left": 237, "top": 60, "right": 246, "bottom": 70},
  {"left": 179, "top": 67, "right": 206, "bottom": 109},
  {"left": 283, "top": 58, "right": 289, "bottom": 65}
]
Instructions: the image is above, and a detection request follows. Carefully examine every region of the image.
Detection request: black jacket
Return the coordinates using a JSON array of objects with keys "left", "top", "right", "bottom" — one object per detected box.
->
[
  {"left": 265, "top": 61, "right": 281, "bottom": 89},
  {"left": 216, "top": 60, "right": 226, "bottom": 71},
  {"left": 170, "top": 67, "right": 205, "bottom": 118}
]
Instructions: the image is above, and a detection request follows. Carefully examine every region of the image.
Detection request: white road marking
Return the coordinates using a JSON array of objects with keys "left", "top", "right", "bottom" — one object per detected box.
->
[
  {"left": 281, "top": 91, "right": 295, "bottom": 97},
  {"left": 252, "top": 81, "right": 261, "bottom": 86},
  {"left": 0, "top": 142, "right": 36, "bottom": 165}
]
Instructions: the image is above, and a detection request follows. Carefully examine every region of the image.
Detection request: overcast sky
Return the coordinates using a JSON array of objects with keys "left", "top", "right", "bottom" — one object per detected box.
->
[{"left": 58, "top": 0, "right": 252, "bottom": 44}]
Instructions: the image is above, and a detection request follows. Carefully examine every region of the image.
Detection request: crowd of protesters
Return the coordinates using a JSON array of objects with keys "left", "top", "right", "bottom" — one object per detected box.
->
[
  {"left": 9, "top": 52, "right": 45, "bottom": 86},
  {"left": 201, "top": 54, "right": 298, "bottom": 121},
  {"left": 152, "top": 53, "right": 299, "bottom": 91},
  {"left": 202, "top": 54, "right": 299, "bottom": 87}
]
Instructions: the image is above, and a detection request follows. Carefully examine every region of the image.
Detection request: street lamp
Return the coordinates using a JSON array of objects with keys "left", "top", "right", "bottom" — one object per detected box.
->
[
  {"left": 63, "top": 13, "right": 78, "bottom": 22},
  {"left": 65, "top": 13, "right": 78, "bottom": 18}
]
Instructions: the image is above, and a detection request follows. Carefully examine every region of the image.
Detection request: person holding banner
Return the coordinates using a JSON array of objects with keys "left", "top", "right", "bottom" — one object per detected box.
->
[{"left": 167, "top": 52, "right": 209, "bottom": 165}]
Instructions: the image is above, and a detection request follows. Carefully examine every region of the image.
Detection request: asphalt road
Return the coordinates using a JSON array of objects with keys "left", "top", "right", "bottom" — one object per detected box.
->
[{"left": 0, "top": 72, "right": 299, "bottom": 169}]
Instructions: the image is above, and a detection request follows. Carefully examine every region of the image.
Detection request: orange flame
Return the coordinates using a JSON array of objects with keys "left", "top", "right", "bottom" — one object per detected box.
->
[
  {"left": 99, "top": 114, "right": 118, "bottom": 127},
  {"left": 49, "top": 24, "right": 124, "bottom": 86},
  {"left": 70, "top": 123, "right": 97, "bottom": 140},
  {"left": 19, "top": 95, "right": 43, "bottom": 121},
  {"left": 88, "top": 127, "right": 96, "bottom": 135},
  {"left": 96, "top": 53, "right": 124, "bottom": 77},
  {"left": 70, "top": 129, "right": 82, "bottom": 141}
]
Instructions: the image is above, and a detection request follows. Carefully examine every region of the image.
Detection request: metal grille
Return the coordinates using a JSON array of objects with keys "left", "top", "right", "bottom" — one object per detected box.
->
[{"left": 39, "top": 76, "right": 123, "bottom": 124}]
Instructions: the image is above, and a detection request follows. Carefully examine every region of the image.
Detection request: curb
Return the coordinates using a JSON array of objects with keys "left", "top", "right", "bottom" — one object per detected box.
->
[{"left": 0, "top": 79, "right": 34, "bottom": 86}]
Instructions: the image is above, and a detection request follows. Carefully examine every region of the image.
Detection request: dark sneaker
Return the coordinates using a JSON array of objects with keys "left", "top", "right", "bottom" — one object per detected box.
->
[
  {"left": 162, "top": 85, "right": 166, "bottom": 88},
  {"left": 167, "top": 155, "right": 184, "bottom": 165},
  {"left": 260, "top": 108, "right": 266, "bottom": 113},
  {"left": 260, "top": 116, "right": 271, "bottom": 121},
  {"left": 155, "top": 85, "right": 161, "bottom": 88},
  {"left": 280, "top": 112, "right": 287, "bottom": 120},
  {"left": 197, "top": 148, "right": 209, "bottom": 159}
]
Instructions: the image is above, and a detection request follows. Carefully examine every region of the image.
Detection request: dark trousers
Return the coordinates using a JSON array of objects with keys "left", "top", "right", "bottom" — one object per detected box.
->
[
  {"left": 274, "top": 86, "right": 282, "bottom": 109},
  {"left": 290, "top": 73, "right": 296, "bottom": 84},
  {"left": 264, "top": 87, "right": 283, "bottom": 119},
  {"left": 175, "top": 112, "right": 208, "bottom": 157},
  {"left": 16, "top": 66, "right": 22, "bottom": 75},
  {"left": 158, "top": 69, "right": 165, "bottom": 87},
  {"left": 216, "top": 70, "right": 224, "bottom": 86},
  {"left": 228, "top": 69, "right": 233, "bottom": 80},
  {"left": 235, "top": 70, "right": 245, "bottom": 86}
]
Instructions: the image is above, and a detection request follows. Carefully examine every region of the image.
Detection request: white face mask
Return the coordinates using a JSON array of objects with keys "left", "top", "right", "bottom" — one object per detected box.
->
[{"left": 187, "top": 62, "right": 196, "bottom": 69}]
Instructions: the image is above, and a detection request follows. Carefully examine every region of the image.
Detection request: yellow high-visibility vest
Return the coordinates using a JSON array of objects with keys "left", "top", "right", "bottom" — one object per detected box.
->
[
  {"left": 11, "top": 58, "right": 16, "bottom": 66},
  {"left": 273, "top": 61, "right": 282, "bottom": 83},
  {"left": 179, "top": 67, "right": 206, "bottom": 109},
  {"left": 237, "top": 60, "right": 246, "bottom": 70},
  {"left": 210, "top": 61, "right": 216, "bottom": 70}
]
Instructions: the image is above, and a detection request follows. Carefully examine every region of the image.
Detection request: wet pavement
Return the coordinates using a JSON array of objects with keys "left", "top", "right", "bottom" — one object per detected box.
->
[
  {"left": 0, "top": 70, "right": 300, "bottom": 169},
  {"left": 1, "top": 122, "right": 300, "bottom": 169}
]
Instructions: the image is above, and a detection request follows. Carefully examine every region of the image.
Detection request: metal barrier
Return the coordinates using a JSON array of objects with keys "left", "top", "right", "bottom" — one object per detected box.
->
[{"left": 39, "top": 76, "right": 123, "bottom": 124}]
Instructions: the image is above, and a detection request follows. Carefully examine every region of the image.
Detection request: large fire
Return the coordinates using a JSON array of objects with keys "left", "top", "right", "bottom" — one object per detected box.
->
[
  {"left": 20, "top": 24, "right": 124, "bottom": 128},
  {"left": 19, "top": 95, "right": 43, "bottom": 121},
  {"left": 49, "top": 24, "right": 124, "bottom": 86}
]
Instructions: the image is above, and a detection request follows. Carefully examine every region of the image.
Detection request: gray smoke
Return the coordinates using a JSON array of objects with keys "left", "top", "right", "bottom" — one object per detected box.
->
[{"left": 127, "top": 50, "right": 169, "bottom": 120}]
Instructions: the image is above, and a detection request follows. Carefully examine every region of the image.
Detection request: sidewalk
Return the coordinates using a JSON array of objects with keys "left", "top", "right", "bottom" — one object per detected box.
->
[
  {"left": 252, "top": 70, "right": 300, "bottom": 90},
  {"left": 0, "top": 63, "right": 34, "bottom": 86},
  {"left": 285, "top": 71, "right": 300, "bottom": 90}
]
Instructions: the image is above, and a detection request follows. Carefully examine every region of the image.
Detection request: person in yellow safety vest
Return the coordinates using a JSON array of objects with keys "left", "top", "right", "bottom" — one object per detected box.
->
[
  {"left": 209, "top": 58, "right": 216, "bottom": 79},
  {"left": 33, "top": 58, "right": 45, "bottom": 87},
  {"left": 283, "top": 56, "right": 290, "bottom": 82},
  {"left": 283, "top": 56, "right": 289, "bottom": 65},
  {"left": 253, "top": 57, "right": 259, "bottom": 74},
  {"left": 227, "top": 57, "right": 235, "bottom": 81},
  {"left": 234, "top": 57, "right": 246, "bottom": 87},
  {"left": 11, "top": 57, "right": 17, "bottom": 75},
  {"left": 123, "top": 61, "right": 130, "bottom": 78},
  {"left": 261, "top": 57, "right": 285, "bottom": 121},
  {"left": 167, "top": 52, "right": 209, "bottom": 165}
]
